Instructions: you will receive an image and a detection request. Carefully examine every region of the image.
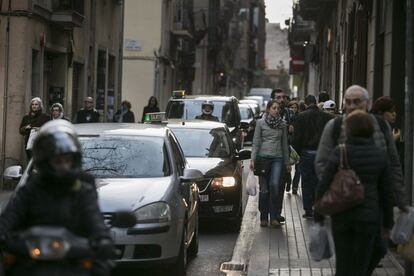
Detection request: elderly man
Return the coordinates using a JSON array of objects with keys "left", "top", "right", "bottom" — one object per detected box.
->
[
  {"left": 75, "top": 97, "right": 100, "bottom": 123},
  {"left": 315, "top": 84, "right": 407, "bottom": 273}
]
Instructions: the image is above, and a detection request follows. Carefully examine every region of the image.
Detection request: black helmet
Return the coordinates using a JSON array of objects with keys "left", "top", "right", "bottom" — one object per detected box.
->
[
  {"left": 32, "top": 120, "right": 82, "bottom": 178},
  {"left": 201, "top": 101, "right": 214, "bottom": 115}
]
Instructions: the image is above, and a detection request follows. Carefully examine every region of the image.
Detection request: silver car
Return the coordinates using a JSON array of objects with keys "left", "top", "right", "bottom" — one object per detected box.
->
[
  {"left": 76, "top": 123, "right": 201, "bottom": 272},
  {"left": 6, "top": 123, "right": 201, "bottom": 274}
]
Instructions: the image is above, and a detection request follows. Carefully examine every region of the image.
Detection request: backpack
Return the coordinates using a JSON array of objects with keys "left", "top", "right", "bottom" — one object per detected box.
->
[{"left": 331, "top": 114, "right": 389, "bottom": 145}]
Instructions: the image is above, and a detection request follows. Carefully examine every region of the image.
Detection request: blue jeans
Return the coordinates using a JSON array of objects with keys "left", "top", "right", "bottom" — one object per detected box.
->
[
  {"left": 298, "top": 150, "right": 317, "bottom": 214},
  {"left": 258, "top": 158, "right": 283, "bottom": 221}
]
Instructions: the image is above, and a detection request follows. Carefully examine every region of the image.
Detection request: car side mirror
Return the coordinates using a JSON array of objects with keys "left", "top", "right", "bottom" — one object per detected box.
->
[
  {"left": 110, "top": 211, "right": 137, "bottom": 228},
  {"left": 4, "top": 166, "right": 23, "bottom": 181},
  {"left": 237, "top": 149, "right": 251, "bottom": 160},
  {"left": 240, "top": 122, "right": 249, "bottom": 130},
  {"left": 180, "top": 168, "right": 204, "bottom": 182}
]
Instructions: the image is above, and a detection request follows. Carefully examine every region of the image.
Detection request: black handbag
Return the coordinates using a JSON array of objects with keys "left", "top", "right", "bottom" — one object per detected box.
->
[{"left": 253, "top": 158, "right": 272, "bottom": 176}]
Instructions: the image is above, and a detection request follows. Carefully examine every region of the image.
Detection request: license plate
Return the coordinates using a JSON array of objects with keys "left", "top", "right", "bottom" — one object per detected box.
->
[{"left": 200, "top": 195, "right": 209, "bottom": 202}]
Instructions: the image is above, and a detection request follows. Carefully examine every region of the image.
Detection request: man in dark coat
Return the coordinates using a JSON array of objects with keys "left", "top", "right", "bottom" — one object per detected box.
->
[
  {"left": 75, "top": 97, "right": 100, "bottom": 123},
  {"left": 1, "top": 120, "right": 113, "bottom": 275},
  {"left": 292, "top": 94, "right": 333, "bottom": 218}
]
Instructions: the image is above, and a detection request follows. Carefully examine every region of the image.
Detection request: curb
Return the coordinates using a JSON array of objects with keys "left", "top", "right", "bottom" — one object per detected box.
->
[{"left": 221, "top": 191, "right": 258, "bottom": 275}]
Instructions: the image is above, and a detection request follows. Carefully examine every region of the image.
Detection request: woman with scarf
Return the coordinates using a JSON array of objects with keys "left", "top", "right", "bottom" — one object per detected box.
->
[
  {"left": 50, "top": 103, "right": 70, "bottom": 121},
  {"left": 19, "top": 97, "right": 50, "bottom": 159},
  {"left": 114, "top": 100, "right": 135, "bottom": 123},
  {"left": 250, "top": 100, "right": 290, "bottom": 227}
]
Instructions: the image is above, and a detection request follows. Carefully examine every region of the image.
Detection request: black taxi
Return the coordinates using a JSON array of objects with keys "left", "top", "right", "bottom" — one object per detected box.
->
[
  {"left": 165, "top": 91, "right": 246, "bottom": 149},
  {"left": 168, "top": 120, "right": 251, "bottom": 226}
]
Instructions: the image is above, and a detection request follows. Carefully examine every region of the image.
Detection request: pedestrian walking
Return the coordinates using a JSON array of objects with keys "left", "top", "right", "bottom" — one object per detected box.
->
[
  {"left": 315, "top": 85, "right": 408, "bottom": 271},
  {"left": 286, "top": 100, "right": 301, "bottom": 194},
  {"left": 371, "top": 96, "right": 399, "bottom": 141},
  {"left": 114, "top": 100, "right": 135, "bottom": 123},
  {"left": 250, "top": 100, "right": 290, "bottom": 227},
  {"left": 371, "top": 96, "right": 404, "bottom": 171},
  {"left": 270, "top": 88, "right": 294, "bottom": 224},
  {"left": 292, "top": 94, "right": 333, "bottom": 218},
  {"left": 141, "top": 96, "right": 160, "bottom": 122},
  {"left": 322, "top": 100, "right": 337, "bottom": 114},
  {"left": 50, "top": 103, "right": 70, "bottom": 121},
  {"left": 19, "top": 97, "right": 50, "bottom": 159},
  {"left": 315, "top": 85, "right": 407, "bottom": 208},
  {"left": 74, "top": 97, "right": 100, "bottom": 123},
  {"left": 315, "top": 110, "right": 394, "bottom": 276}
]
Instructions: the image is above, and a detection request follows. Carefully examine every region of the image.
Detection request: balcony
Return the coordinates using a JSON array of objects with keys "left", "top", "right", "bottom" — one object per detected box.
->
[
  {"left": 172, "top": 6, "right": 193, "bottom": 39},
  {"left": 51, "top": 0, "right": 84, "bottom": 27},
  {"left": 298, "top": 0, "right": 337, "bottom": 21}
]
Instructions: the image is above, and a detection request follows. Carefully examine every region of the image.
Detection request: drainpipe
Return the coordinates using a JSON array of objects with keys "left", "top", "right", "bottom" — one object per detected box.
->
[
  {"left": 405, "top": 0, "right": 414, "bottom": 273},
  {"left": 1, "top": 0, "right": 11, "bottom": 189}
]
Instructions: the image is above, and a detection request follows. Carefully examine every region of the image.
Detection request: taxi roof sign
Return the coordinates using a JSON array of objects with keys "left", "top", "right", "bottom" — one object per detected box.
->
[
  {"left": 145, "top": 112, "right": 167, "bottom": 124},
  {"left": 172, "top": 90, "right": 186, "bottom": 99}
]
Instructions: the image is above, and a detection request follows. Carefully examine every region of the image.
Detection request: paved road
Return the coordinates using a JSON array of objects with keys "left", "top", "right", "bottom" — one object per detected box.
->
[{"left": 114, "top": 160, "right": 250, "bottom": 276}]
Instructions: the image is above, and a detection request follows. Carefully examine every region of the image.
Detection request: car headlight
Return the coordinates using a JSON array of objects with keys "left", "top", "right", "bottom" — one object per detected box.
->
[
  {"left": 26, "top": 238, "right": 70, "bottom": 260},
  {"left": 134, "top": 202, "right": 171, "bottom": 223},
  {"left": 212, "top": 177, "right": 236, "bottom": 188}
]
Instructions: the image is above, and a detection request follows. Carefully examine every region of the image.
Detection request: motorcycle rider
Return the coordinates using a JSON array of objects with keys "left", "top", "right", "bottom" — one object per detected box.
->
[
  {"left": 196, "top": 101, "right": 219, "bottom": 122},
  {"left": 0, "top": 120, "right": 114, "bottom": 275}
]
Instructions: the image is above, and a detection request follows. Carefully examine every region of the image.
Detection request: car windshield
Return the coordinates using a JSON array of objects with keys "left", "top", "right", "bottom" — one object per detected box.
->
[
  {"left": 239, "top": 106, "right": 253, "bottom": 120},
  {"left": 167, "top": 101, "right": 235, "bottom": 126},
  {"left": 79, "top": 136, "right": 171, "bottom": 178},
  {"left": 171, "top": 128, "right": 231, "bottom": 158}
]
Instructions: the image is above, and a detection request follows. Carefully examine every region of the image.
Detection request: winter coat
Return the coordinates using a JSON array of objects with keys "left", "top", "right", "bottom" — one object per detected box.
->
[
  {"left": 0, "top": 173, "right": 110, "bottom": 241},
  {"left": 75, "top": 109, "right": 100, "bottom": 123},
  {"left": 315, "top": 137, "right": 394, "bottom": 229},
  {"left": 19, "top": 112, "right": 50, "bottom": 146},
  {"left": 252, "top": 118, "right": 289, "bottom": 163},
  {"left": 113, "top": 110, "right": 135, "bottom": 123},
  {"left": 292, "top": 105, "right": 333, "bottom": 155},
  {"left": 315, "top": 114, "right": 407, "bottom": 207}
]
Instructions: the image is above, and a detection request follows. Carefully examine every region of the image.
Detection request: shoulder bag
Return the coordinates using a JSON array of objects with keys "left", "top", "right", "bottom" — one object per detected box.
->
[{"left": 314, "top": 144, "right": 364, "bottom": 216}]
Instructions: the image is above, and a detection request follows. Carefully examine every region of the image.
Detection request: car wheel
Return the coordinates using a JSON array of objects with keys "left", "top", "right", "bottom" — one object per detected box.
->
[
  {"left": 171, "top": 228, "right": 187, "bottom": 276},
  {"left": 232, "top": 203, "right": 243, "bottom": 231},
  {"left": 187, "top": 213, "right": 199, "bottom": 257}
]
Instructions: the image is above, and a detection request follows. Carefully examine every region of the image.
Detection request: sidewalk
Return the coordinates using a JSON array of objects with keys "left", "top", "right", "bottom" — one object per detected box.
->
[{"left": 225, "top": 187, "right": 405, "bottom": 276}]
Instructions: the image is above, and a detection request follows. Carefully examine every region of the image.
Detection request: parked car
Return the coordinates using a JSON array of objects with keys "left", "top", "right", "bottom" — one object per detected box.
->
[
  {"left": 165, "top": 94, "right": 244, "bottom": 149},
  {"left": 168, "top": 120, "right": 251, "bottom": 227},
  {"left": 238, "top": 103, "right": 256, "bottom": 145},
  {"left": 4, "top": 123, "right": 202, "bottom": 274}
]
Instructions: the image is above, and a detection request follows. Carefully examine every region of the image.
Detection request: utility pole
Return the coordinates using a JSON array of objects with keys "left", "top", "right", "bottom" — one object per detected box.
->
[{"left": 405, "top": 0, "right": 414, "bottom": 273}]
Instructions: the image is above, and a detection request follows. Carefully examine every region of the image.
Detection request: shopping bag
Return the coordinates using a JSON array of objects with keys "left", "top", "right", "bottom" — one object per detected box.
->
[
  {"left": 391, "top": 207, "right": 414, "bottom": 244},
  {"left": 309, "top": 223, "right": 333, "bottom": 261},
  {"left": 26, "top": 128, "right": 39, "bottom": 150},
  {"left": 397, "top": 234, "right": 414, "bottom": 262},
  {"left": 289, "top": 146, "right": 300, "bottom": 165},
  {"left": 246, "top": 171, "right": 257, "bottom": 196}
]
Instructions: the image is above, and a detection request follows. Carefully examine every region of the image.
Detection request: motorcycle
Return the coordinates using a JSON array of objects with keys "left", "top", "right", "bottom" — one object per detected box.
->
[{"left": 0, "top": 211, "right": 136, "bottom": 276}]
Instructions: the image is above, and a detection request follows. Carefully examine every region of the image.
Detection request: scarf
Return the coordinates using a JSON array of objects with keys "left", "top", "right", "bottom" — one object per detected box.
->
[{"left": 264, "top": 113, "right": 286, "bottom": 129}]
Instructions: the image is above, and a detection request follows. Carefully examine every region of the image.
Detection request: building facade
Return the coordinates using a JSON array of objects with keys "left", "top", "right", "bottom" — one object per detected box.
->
[
  {"left": 289, "top": 0, "right": 405, "bottom": 120},
  {"left": 0, "top": 0, "right": 124, "bottom": 171}
]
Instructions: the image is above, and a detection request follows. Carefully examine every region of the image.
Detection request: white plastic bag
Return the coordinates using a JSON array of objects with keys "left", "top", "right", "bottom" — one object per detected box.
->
[
  {"left": 246, "top": 171, "right": 257, "bottom": 196},
  {"left": 26, "top": 128, "right": 38, "bottom": 150},
  {"left": 309, "top": 223, "right": 333, "bottom": 261},
  {"left": 391, "top": 207, "right": 414, "bottom": 244}
]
